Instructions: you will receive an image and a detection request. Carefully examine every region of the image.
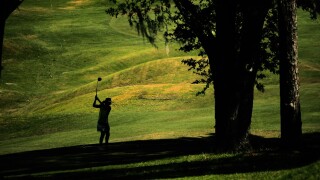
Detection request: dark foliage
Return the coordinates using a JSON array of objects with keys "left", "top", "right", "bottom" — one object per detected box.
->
[
  {"left": 106, "top": 0, "right": 282, "bottom": 94},
  {"left": 106, "top": 0, "right": 319, "bottom": 95},
  {"left": 106, "top": 0, "right": 171, "bottom": 47},
  {"left": 298, "top": 0, "right": 320, "bottom": 19}
]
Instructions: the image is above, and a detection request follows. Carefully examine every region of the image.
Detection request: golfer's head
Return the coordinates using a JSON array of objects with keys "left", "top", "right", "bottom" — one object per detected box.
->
[{"left": 104, "top": 98, "right": 111, "bottom": 105}]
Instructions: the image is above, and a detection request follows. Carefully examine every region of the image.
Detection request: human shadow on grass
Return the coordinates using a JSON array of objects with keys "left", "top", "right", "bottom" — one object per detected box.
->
[{"left": 0, "top": 132, "right": 319, "bottom": 179}]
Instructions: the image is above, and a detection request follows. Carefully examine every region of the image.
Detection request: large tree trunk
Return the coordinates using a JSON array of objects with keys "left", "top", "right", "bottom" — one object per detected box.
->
[
  {"left": 236, "top": 0, "right": 272, "bottom": 146},
  {"left": 174, "top": 0, "right": 270, "bottom": 150},
  {"left": 214, "top": 0, "right": 239, "bottom": 150},
  {"left": 236, "top": 0, "right": 272, "bottom": 145},
  {"left": 0, "top": 0, "right": 24, "bottom": 78},
  {"left": 0, "top": 19, "right": 4, "bottom": 77},
  {"left": 213, "top": 0, "right": 271, "bottom": 150},
  {"left": 278, "top": 0, "right": 302, "bottom": 147}
]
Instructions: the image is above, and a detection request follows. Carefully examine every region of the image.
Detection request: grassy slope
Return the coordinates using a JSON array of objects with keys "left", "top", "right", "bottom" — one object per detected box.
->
[
  {"left": 0, "top": 0, "right": 214, "bottom": 151},
  {"left": 0, "top": 0, "right": 319, "bottom": 178}
]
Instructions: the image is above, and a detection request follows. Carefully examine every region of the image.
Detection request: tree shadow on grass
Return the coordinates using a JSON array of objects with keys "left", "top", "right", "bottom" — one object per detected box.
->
[{"left": 0, "top": 132, "right": 319, "bottom": 179}]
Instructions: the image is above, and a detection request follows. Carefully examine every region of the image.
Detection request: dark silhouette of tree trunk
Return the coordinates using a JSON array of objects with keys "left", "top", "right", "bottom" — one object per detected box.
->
[
  {"left": 213, "top": 0, "right": 271, "bottom": 150},
  {"left": 278, "top": 0, "right": 302, "bottom": 147},
  {"left": 213, "top": 0, "right": 238, "bottom": 149},
  {"left": 235, "top": 0, "right": 272, "bottom": 148},
  {"left": 0, "top": 0, "right": 24, "bottom": 78},
  {"left": 172, "top": 0, "right": 272, "bottom": 150},
  {"left": 0, "top": 20, "right": 4, "bottom": 77}
]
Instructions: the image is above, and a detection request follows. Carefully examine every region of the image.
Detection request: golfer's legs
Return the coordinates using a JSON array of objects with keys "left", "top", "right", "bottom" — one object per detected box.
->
[
  {"left": 100, "top": 132, "right": 106, "bottom": 144},
  {"left": 105, "top": 131, "right": 110, "bottom": 144},
  {"left": 105, "top": 126, "right": 110, "bottom": 144}
]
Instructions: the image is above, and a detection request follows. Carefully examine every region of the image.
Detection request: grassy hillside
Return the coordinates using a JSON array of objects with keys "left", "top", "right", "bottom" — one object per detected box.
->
[
  {"left": 0, "top": 0, "right": 319, "bottom": 178},
  {"left": 0, "top": 0, "right": 210, "bottom": 152}
]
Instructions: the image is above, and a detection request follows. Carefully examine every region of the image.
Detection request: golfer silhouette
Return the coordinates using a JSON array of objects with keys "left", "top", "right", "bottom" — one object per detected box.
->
[{"left": 93, "top": 95, "right": 111, "bottom": 145}]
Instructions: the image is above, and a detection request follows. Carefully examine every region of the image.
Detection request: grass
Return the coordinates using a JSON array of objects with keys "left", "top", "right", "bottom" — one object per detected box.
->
[
  {"left": 1, "top": 134, "right": 319, "bottom": 179},
  {"left": 0, "top": 0, "right": 319, "bottom": 179}
]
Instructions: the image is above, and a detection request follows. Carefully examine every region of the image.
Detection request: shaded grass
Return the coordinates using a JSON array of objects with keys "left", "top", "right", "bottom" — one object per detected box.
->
[{"left": 0, "top": 133, "right": 319, "bottom": 179}]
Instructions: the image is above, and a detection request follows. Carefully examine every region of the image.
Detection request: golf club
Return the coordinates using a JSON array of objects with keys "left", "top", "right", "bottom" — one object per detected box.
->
[{"left": 96, "top": 77, "right": 102, "bottom": 96}]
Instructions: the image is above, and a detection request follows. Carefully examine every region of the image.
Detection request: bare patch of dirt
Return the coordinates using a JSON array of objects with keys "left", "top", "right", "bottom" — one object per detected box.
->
[
  {"left": 301, "top": 63, "right": 320, "bottom": 72},
  {"left": 60, "top": 0, "right": 92, "bottom": 10},
  {"left": 3, "top": 40, "right": 22, "bottom": 54}
]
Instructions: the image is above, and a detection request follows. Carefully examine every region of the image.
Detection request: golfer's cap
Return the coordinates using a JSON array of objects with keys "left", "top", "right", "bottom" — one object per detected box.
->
[{"left": 105, "top": 98, "right": 111, "bottom": 102}]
